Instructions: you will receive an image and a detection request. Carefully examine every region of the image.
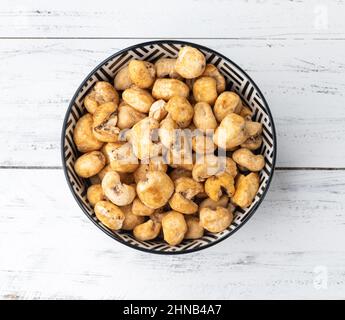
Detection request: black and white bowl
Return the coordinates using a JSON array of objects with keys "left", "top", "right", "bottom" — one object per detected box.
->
[{"left": 61, "top": 40, "right": 277, "bottom": 254}]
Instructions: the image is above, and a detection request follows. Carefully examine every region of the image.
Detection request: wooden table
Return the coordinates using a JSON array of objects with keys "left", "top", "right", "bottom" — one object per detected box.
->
[{"left": 1, "top": 0, "right": 344, "bottom": 299}]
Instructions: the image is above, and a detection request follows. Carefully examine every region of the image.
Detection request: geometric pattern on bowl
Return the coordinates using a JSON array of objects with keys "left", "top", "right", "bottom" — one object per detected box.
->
[{"left": 61, "top": 40, "right": 277, "bottom": 254}]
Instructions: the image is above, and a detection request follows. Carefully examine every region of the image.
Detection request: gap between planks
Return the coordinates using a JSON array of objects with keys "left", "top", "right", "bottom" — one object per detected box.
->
[
  {"left": 1, "top": 37, "right": 345, "bottom": 41},
  {"left": 0, "top": 166, "right": 345, "bottom": 171}
]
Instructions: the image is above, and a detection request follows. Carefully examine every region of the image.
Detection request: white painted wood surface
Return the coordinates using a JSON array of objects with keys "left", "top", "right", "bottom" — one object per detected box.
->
[
  {"left": 1, "top": 170, "right": 345, "bottom": 299},
  {"left": 1, "top": 39, "right": 345, "bottom": 167},
  {"left": 0, "top": 0, "right": 344, "bottom": 39},
  {"left": 0, "top": 0, "right": 344, "bottom": 300}
]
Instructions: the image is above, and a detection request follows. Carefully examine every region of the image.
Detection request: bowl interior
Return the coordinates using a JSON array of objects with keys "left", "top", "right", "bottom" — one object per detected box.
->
[{"left": 62, "top": 40, "right": 276, "bottom": 254}]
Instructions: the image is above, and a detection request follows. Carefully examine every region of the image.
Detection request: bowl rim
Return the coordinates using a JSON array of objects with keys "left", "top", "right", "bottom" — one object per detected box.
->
[{"left": 61, "top": 39, "right": 277, "bottom": 255}]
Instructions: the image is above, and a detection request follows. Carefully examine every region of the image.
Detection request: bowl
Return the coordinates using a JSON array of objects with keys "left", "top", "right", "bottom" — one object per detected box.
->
[{"left": 61, "top": 40, "right": 277, "bottom": 254}]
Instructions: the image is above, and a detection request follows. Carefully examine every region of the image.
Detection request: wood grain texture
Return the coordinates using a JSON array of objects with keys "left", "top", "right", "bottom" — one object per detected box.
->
[
  {"left": 0, "top": 0, "right": 344, "bottom": 38},
  {"left": 0, "top": 169, "right": 344, "bottom": 299},
  {"left": 0, "top": 38, "right": 345, "bottom": 167},
  {"left": 1, "top": 0, "right": 344, "bottom": 301}
]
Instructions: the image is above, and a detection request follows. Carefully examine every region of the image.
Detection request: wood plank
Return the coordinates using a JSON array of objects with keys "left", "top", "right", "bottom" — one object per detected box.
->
[
  {"left": 0, "top": 169, "right": 344, "bottom": 299},
  {"left": 0, "top": 0, "right": 344, "bottom": 38},
  {"left": 0, "top": 38, "right": 345, "bottom": 167}
]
